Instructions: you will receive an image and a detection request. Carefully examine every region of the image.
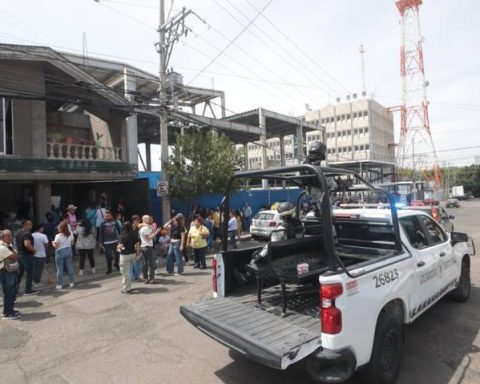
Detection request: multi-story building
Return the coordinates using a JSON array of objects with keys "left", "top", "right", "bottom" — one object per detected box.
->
[
  {"left": 305, "top": 98, "right": 395, "bottom": 163},
  {"left": 244, "top": 99, "right": 393, "bottom": 171},
  {"left": 0, "top": 44, "right": 138, "bottom": 222}
]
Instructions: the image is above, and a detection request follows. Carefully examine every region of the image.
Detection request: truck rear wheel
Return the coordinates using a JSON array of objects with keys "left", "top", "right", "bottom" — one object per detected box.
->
[
  {"left": 450, "top": 257, "right": 470, "bottom": 302},
  {"left": 358, "top": 312, "right": 404, "bottom": 384}
]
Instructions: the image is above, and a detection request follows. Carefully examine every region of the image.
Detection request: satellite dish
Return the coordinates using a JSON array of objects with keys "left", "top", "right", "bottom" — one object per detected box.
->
[
  {"left": 346, "top": 95, "right": 351, "bottom": 100},
  {"left": 361, "top": 91, "right": 367, "bottom": 97},
  {"left": 353, "top": 93, "right": 357, "bottom": 99},
  {"left": 336, "top": 97, "right": 341, "bottom": 103}
]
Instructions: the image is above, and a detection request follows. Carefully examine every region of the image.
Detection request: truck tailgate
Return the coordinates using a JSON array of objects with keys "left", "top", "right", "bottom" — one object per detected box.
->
[{"left": 180, "top": 298, "right": 322, "bottom": 370}]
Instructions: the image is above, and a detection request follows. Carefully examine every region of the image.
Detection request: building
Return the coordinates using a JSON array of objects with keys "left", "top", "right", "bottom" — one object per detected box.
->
[
  {"left": 0, "top": 44, "right": 138, "bottom": 223},
  {"left": 305, "top": 98, "right": 395, "bottom": 163}
]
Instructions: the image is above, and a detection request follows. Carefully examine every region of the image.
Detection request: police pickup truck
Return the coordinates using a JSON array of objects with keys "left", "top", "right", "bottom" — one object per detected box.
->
[{"left": 180, "top": 164, "right": 474, "bottom": 384}]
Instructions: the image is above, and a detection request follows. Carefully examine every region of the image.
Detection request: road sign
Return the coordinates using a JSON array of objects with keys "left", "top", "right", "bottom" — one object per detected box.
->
[{"left": 157, "top": 180, "right": 169, "bottom": 197}]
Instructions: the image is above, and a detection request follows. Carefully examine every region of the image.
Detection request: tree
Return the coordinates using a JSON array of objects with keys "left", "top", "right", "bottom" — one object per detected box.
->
[{"left": 164, "top": 132, "right": 244, "bottom": 203}]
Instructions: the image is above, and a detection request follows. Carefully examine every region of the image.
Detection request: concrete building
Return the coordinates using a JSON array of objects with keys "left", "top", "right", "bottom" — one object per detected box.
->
[
  {"left": 0, "top": 44, "right": 138, "bottom": 223},
  {"left": 245, "top": 98, "right": 394, "bottom": 173},
  {"left": 305, "top": 98, "right": 395, "bottom": 163}
]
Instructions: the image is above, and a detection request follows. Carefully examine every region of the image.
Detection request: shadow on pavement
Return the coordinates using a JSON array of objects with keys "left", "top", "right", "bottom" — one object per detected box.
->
[
  {"left": 130, "top": 287, "right": 168, "bottom": 294},
  {"left": 181, "top": 271, "right": 210, "bottom": 276},
  {"left": 157, "top": 279, "right": 186, "bottom": 286},
  {"left": 15, "top": 300, "right": 43, "bottom": 308},
  {"left": 37, "top": 289, "right": 68, "bottom": 298},
  {"left": 74, "top": 282, "right": 102, "bottom": 290},
  {"left": 213, "top": 286, "right": 480, "bottom": 384},
  {"left": 19, "top": 311, "right": 56, "bottom": 321}
]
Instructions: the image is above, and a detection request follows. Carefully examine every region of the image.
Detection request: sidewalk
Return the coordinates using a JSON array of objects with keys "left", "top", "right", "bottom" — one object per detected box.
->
[{"left": 29, "top": 246, "right": 169, "bottom": 291}]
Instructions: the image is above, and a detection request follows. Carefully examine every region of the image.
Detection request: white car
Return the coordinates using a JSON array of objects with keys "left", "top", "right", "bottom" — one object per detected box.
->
[{"left": 249, "top": 210, "right": 280, "bottom": 240}]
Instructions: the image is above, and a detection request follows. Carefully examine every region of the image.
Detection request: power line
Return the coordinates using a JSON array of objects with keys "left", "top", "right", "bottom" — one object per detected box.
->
[
  {"left": 219, "top": 0, "right": 337, "bottom": 97},
  {"left": 186, "top": 0, "right": 273, "bottom": 86},
  {"left": 245, "top": 0, "right": 350, "bottom": 94},
  {"left": 93, "top": 0, "right": 156, "bottom": 31}
]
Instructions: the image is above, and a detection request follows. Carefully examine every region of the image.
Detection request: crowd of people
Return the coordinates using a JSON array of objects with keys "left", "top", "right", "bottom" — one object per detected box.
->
[{"left": 0, "top": 201, "right": 253, "bottom": 320}]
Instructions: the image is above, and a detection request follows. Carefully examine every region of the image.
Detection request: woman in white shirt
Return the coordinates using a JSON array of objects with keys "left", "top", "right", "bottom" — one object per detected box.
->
[{"left": 53, "top": 222, "right": 75, "bottom": 289}]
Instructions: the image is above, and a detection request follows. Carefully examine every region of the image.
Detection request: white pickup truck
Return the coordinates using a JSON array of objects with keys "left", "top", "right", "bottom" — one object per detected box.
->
[{"left": 180, "top": 164, "right": 475, "bottom": 384}]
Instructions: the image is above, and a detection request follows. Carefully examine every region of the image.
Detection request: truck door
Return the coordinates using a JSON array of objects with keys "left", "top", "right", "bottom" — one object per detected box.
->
[
  {"left": 400, "top": 215, "right": 440, "bottom": 319},
  {"left": 418, "top": 215, "right": 457, "bottom": 289}
]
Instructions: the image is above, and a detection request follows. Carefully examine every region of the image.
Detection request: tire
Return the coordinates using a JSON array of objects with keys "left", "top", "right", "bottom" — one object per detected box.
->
[
  {"left": 358, "top": 312, "right": 404, "bottom": 384},
  {"left": 450, "top": 257, "right": 470, "bottom": 302}
]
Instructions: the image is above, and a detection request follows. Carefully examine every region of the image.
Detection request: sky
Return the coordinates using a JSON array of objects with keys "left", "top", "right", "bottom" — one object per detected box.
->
[{"left": 1, "top": 0, "right": 479, "bottom": 168}]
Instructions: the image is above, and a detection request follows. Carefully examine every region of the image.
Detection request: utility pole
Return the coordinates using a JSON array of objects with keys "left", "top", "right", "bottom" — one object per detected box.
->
[
  {"left": 158, "top": 0, "right": 169, "bottom": 225},
  {"left": 157, "top": 1, "right": 192, "bottom": 224}
]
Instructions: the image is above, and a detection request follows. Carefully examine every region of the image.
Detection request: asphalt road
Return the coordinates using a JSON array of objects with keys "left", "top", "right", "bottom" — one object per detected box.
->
[{"left": 1, "top": 201, "right": 479, "bottom": 384}]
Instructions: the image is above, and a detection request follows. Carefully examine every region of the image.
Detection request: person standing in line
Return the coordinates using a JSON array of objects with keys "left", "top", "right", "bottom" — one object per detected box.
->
[
  {"left": 235, "top": 209, "right": 243, "bottom": 241},
  {"left": 43, "top": 212, "right": 56, "bottom": 263},
  {"left": 15, "top": 220, "right": 38, "bottom": 295},
  {"left": 204, "top": 212, "right": 214, "bottom": 251},
  {"left": 228, "top": 211, "right": 238, "bottom": 250},
  {"left": 139, "top": 215, "right": 161, "bottom": 284},
  {"left": 85, "top": 203, "right": 97, "bottom": 228},
  {"left": 99, "top": 210, "right": 121, "bottom": 275},
  {"left": 0, "top": 230, "right": 20, "bottom": 320},
  {"left": 95, "top": 203, "right": 106, "bottom": 243},
  {"left": 187, "top": 215, "right": 209, "bottom": 269},
  {"left": 52, "top": 222, "right": 75, "bottom": 289},
  {"left": 129, "top": 215, "right": 142, "bottom": 281},
  {"left": 212, "top": 208, "right": 221, "bottom": 241},
  {"left": 76, "top": 219, "right": 96, "bottom": 276},
  {"left": 117, "top": 221, "right": 139, "bottom": 294},
  {"left": 242, "top": 202, "right": 252, "bottom": 232},
  {"left": 165, "top": 214, "right": 186, "bottom": 275},
  {"left": 32, "top": 224, "right": 49, "bottom": 288}
]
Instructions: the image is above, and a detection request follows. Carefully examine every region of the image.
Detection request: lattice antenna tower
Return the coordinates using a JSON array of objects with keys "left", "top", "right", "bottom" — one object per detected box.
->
[{"left": 396, "top": 0, "right": 441, "bottom": 189}]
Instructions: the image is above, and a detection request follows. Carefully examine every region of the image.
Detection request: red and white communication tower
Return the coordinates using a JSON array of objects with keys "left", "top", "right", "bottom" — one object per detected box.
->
[{"left": 396, "top": 0, "right": 441, "bottom": 189}]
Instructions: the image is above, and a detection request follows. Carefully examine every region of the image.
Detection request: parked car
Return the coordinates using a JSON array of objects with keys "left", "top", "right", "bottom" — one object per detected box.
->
[
  {"left": 446, "top": 198, "right": 461, "bottom": 208},
  {"left": 403, "top": 205, "right": 455, "bottom": 232},
  {"left": 423, "top": 198, "right": 440, "bottom": 205},
  {"left": 249, "top": 210, "right": 280, "bottom": 240}
]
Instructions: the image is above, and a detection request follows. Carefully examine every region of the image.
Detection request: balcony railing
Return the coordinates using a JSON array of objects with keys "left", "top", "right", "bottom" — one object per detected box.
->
[{"left": 47, "top": 142, "right": 122, "bottom": 162}]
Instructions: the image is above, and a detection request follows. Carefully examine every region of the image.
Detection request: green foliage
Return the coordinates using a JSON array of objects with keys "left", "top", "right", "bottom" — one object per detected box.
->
[
  {"left": 455, "top": 165, "right": 480, "bottom": 196},
  {"left": 164, "top": 131, "right": 244, "bottom": 202}
]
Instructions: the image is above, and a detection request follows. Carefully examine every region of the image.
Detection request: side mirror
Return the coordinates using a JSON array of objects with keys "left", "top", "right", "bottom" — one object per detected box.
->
[
  {"left": 451, "top": 232, "right": 468, "bottom": 246},
  {"left": 449, "top": 215, "right": 455, "bottom": 220}
]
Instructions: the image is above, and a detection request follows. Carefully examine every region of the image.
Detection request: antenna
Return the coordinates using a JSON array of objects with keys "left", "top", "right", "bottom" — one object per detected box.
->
[
  {"left": 82, "top": 32, "right": 89, "bottom": 68},
  {"left": 359, "top": 44, "right": 367, "bottom": 96},
  {"left": 396, "top": 0, "right": 441, "bottom": 190}
]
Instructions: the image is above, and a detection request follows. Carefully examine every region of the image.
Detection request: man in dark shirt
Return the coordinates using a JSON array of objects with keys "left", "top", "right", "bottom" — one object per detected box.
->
[{"left": 15, "top": 220, "right": 38, "bottom": 295}]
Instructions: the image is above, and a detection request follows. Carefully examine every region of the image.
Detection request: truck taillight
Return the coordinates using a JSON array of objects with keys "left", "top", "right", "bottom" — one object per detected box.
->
[
  {"left": 320, "top": 283, "right": 343, "bottom": 334},
  {"left": 212, "top": 258, "right": 217, "bottom": 293},
  {"left": 269, "top": 221, "right": 277, "bottom": 227}
]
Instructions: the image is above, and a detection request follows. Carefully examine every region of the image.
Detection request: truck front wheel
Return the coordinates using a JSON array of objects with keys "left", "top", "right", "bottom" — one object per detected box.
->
[{"left": 358, "top": 312, "right": 404, "bottom": 384}]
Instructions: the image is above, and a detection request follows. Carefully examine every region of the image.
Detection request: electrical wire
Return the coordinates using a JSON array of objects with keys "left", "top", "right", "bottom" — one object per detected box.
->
[
  {"left": 219, "top": 0, "right": 337, "bottom": 97},
  {"left": 93, "top": 0, "right": 156, "bottom": 31},
  {"left": 186, "top": 0, "right": 273, "bottom": 86},
  {"left": 245, "top": 0, "right": 351, "bottom": 94}
]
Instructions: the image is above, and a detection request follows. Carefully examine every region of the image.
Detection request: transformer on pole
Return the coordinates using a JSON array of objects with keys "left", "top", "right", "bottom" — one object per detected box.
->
[{"left": 396, "top": 0, "right": 441, "bottom": 190}]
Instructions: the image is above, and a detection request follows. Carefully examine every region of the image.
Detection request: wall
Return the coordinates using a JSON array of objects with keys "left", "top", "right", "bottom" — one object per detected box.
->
[{"left": 138, "top": 171, "right": 301, "bottom": 222}]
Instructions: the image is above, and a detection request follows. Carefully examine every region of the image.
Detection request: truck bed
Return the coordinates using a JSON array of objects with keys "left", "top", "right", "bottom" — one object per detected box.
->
[{"left": 180, "top": 284, "right": 321, "bottom": 370}]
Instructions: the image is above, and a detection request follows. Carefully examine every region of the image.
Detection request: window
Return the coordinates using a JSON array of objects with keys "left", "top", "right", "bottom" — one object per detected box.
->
[
  {"left": 353, "top": 112, "right": 357, "bottom": 118},
  {"left": 364, "top": 127, "right": 369, "bottom": 134},
  {"left": 365, "top": 144, "right": 370, "bottom": 150},
  {"left": 0, "top": 98, "right": 13, "bottom": 154},
  {"left": 419, "top": 216, "right": 447, "bottom": 244},
  {"left": 346, "top": 113, "right": 351, "bottom": 120},
  {"left": 401, "top": 216, "right": 428, "bottom": 249}
]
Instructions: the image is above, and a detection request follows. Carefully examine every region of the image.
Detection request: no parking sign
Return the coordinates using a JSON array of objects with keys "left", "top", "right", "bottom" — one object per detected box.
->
[{"left": 156, "top": 180, "right": 169, "bottom": 197}]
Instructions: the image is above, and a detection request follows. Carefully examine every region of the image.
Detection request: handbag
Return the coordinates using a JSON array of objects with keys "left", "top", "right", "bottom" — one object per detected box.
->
[{"left": 4, "top": 259, "right": 19, "bottom": 272}]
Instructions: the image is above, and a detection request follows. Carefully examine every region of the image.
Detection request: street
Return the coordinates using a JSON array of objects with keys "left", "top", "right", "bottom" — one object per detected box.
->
[{"left": 1, "top": 201, "right": 479, "bottom": 384}]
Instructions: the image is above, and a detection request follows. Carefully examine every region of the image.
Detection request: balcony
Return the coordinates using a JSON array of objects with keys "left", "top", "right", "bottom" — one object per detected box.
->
[{"left": 47, "top": 142, "right": 122, "bottom": 162}]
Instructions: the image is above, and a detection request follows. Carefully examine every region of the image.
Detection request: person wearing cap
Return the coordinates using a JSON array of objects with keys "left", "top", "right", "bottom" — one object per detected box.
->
[
  {"left": 66, "top": 204, "right": 78, "bottom": 256},
  {"left": 164, "top": 214, "right": 186, "bottom": 275}
]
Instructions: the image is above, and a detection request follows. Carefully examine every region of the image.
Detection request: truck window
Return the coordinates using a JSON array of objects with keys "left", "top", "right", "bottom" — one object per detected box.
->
[
  {"left": 400, "top": 216, "right": 428, "bottom": 249},
  {"left": 335, "top": 221, "right": 396, "bottom": 248},
  {"left": 419, "top": 215, "right": 447, "bottom": 244}
]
